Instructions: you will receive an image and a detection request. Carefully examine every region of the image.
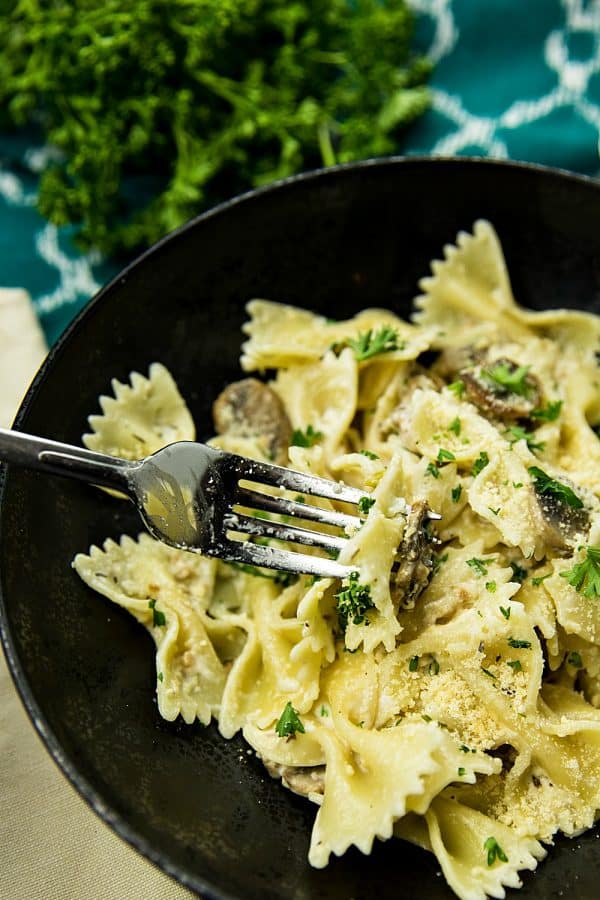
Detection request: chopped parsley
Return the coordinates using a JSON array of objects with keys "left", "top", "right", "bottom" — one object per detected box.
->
[
  {"left": 505, "top": 426, "right": 545, "bottom": 452},
  {"left": 358, "top": 496, "right": 376, "bottom": 515},
  {"left": 432, "top": 552, "right": 449, "bottom": 576},
  {"left": 291, "top": 424, "right": 323, "bottom": 447},
  {"left": 567, "top": 650, "right": 583, "bottom": 669},
  {"left": 458, "top": 767, "right": 466, "bottom": 777},
  {"left": 499, "top": 606, "right": 511, "bottom": 620},
  {"left": 437, "top": 447, "right": 456, "bottom": 463},
  {"left": 448, "top": 380, "right": 465, "bottom": 398},
  {"left": 560, "top": 546, "right": 600, "bottom": 599},
  {"left": 531, "top": 400, "right": 562, "bottom": 421},
  {"left": 472, "top": 451, "right": 489, "bottom": 476},
  {"left": 507, "top": 659, "right": 522, "bottom": 672},
  {"left": 448, "top": 416, "right": 461, "bottom": 436},
  {"left": 485, "top": 581, "right": 497, "bottom": 593},
  {"left": 466, "top": 557, "right": 495, "bottom": 577},
  {"left": 426, "top": 461, "right": 440, "bottom": 479},
  {"left": 275, "top": 702, "right": 305, "bottom": 738},
  {"left": 148, "top": 598, "right": 166, "bottom": 627},
  {"left": 484, "top": 836, "right": 509, "bottom": 866},
  {"left": 509, "top": 561, "right": 527, "bottom": 583},
  {"left": 158, "top": 671, "right": 164, "bottom": 682},
  {"left": 483, "top": 362, "right": 533, "bottom": 397},
  {"left": 488, "top": 506, "right": 501, "bottom": 516},
  {"left": 481, "top": 666, "right": 496, "bottom": 679},
  {"left": 451, "top": 484, "right": 463, "bottom": 503},
  {"left": 409, "top": 655, "right": 420, "bottom": 672},
  {"left": 360, "top": 449, "right": 379, "bottom": 460},
  {"left": 528, "top": 466, "right": 583, "bottom": 509},
  {"left": 343, "top": 326, "right": 403, "bottom": 362},
  {"left": 507, "top": 637, "right": 532, "bottom": 649},
  {"left": 531, "top": 573, "right": 551, "bottom": 586},
  {"left": 334, "top": 571, "right": 375, "bottom": 631}
]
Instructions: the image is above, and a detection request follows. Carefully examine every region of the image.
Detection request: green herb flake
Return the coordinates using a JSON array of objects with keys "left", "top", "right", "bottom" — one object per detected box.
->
[
  {"left": 432, "top": 552, "right": 449, "bottom": 576},
  {"left": 345, "top": 327, "right": 403, "bottom": 362},
  {"left": 409, "top": 655, "right": 420, "bottom": 672},
  {"left": 426, "top": 461, "right": 441, "bottom": 479},
  {"left": 560, "top": 546, "right": 600, "bottom": 599},
  {"left": 512, "top": 481, "right": 523, "bottom": 489},
  {"left": 448, "top": 380, "right": 465, "bottom": 398},
  {"left": 509, "top": 561, "right": 527, "bottom": 582},
  {"left": 148, "top": 598, "right": 166, "bottom": 627},
  {"left": 335, "top": 571, "right": 375, "bottom": 631},
  {"left": 483, "top": 363, "right": 532, "bottom": 397},
  {"left": 531, "top": 400, "right": 563, "bottom": 421},
  {"left": 275, "top": 702, "right": 305, "bottom": 738},
  {"left": 360, "top": 450, "right": 379, "bottom": 460},
  {"left": 421, "top": 714, "right": 432, "bottom": 722},
  {"left": 320, "top": 705, "right": 329, "bottom": 716},
  {"left": 457, "top": 767, "right": 466, "bottom": 777},
  {"left": 567, "top": 650, "right": 583, "bottom": 669},
  {"left": 447, "top": 416, "right": 461, "bottom": 436},
  {"left": 437, "top": 447, "right": 456, "bottom": 463},
  {"left": 531, "top": 573, "right": 551, "bottom": 586},
  {"left": 484, "top": 836, "right": 509, "bottom": 866},
  {"left": 472, "top": 452, "right": 490, "bottom": 476},
  {"left": 158, "top": 672, "right": 164, "bottom": 682},
  {"left": 505, "top": 426, "right": 545, "bottom": 452},
  {"left": 499, "top": 605, "right": 511, "bottom": 620},
  {"left": 291, "top": 424, "right": 323, "bottom": 448},
  {"left": 507, "top": 637, "right": 532, "bottom": 649},
  {"left": 507, "top": 659, "right": 522, "bottom": 672},
  {"left": 358, "top": 496, "right": 376, "bottom": 515},
  {"left": 466, "top": 557, "right": 495, "bottom": 577},
  {"left": 528, "top": 466, "right": 583, "bottom": 509},
  {"left": 485, "top": 581, "right": 497, "bottom": 593},
  {"left": 481, "top": 666, "right": 496, "bottom": 679},
  {"left": 488, "top": 507, "right": 501, "bottom": 516},
  {"left": 451, "top": 484, "right": 463, "bottom": 503}
]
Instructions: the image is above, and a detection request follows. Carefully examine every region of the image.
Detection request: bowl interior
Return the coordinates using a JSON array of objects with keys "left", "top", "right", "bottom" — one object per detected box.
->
[{"left": 2, "top": 159, "right": 600, "bottom": 899}]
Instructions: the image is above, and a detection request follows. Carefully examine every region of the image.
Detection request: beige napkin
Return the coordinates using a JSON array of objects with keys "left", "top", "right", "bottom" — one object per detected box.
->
[{"left": 0, "top": 288, "right": 196, "bottom": 899}]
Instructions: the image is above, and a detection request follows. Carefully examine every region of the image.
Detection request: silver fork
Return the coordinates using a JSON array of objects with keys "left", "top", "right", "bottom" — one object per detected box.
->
[{"left": 0, "top": 428, "right": 371, "bottom": 579}]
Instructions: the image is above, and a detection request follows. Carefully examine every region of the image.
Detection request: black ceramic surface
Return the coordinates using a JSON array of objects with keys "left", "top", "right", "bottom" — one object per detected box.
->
[{"left": 1, "top": 158, "right": 600, "bottom": 900}]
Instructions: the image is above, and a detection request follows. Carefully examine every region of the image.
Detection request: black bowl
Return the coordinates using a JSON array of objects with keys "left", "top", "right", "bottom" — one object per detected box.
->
[{"left": 2, "top": 158, "right": 600, "bottom": 900}]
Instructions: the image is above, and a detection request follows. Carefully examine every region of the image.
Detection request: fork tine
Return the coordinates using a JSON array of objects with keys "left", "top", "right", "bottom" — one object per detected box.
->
[
  {"left": 235, "top": 486, "right": 361, "bottom": 531},
  {"left": 215, "top": 537, "right": 353, "bottom": 580},
  {"left": 223, "top": 512, "right": 347, "bottom": 553},
  {"left": 235, "top": 458, "right": 365, "bottom": 504}
]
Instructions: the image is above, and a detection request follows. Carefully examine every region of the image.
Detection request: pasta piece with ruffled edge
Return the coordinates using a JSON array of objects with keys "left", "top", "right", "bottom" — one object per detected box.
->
[
  {"left": 304, "top": 651, "right": 498, "bottom": 868},
  {"left": 543, "top": 514, "right": 600, "bottom": 644},
  {"left": 272, "top": 348, "right": 358, "bottom": 458},
  {"left": 413, "top": 796, "right": 545, "bottom": 900},
  {"left": 337, "top": 454, "right": 409, "bottom": 652},
  {"left": 72, "top": 534, "right": 228, "bottom": 725},
  {"left": 412, "top": 220, "right": 534, "bottom": 347},
  {"left": 83, "top": 362, "right": 195, "bottom": 461},
  {"left": 241, "top": 300, "right": 434, "bottom": 372},
  {"left": 217, "top": 575, "right": 335, "bottom": 739}
]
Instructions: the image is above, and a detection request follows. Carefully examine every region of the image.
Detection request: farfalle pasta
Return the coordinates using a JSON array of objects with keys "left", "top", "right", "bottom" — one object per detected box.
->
[{"left": 73, "top": 221, "right": 600, "bottom": 900}]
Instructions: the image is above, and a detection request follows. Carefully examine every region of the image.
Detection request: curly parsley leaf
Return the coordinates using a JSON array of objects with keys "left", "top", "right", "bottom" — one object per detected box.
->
[
  {"left": 275, "top": 702, "right": 305, "bottom": 738},
  {"left": 334, "top": 571, "right": 375, "bottom": 631},
  {"left": 466, "top": 557, "right": 495, "bottom": 577},
  {"left": 560, "top": 546, "right": 600, "bottom": 599},
  {"left": 528, "top": 466, "right": 583, "bottom": 509},
  {"left": 291, "top": 425, "right": 323, "bottom": 447},
  {"left": 358, "top": 496, "right": 376, "bottom": 515},
  {"left": 482, "top": 362, "right": 533, "bottom": 397},
  {"left": 344, "top": 326, "right": 403, "bottom": 362}
]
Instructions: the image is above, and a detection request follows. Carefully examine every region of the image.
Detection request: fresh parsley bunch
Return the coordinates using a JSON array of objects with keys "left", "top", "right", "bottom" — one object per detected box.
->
[{"left": 0, "top": 0, "right": 431, "bottom": 255}]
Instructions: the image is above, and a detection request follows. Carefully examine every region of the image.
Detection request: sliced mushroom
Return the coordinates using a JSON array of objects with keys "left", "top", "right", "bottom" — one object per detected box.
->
[
  {"left": 262, "top": 759, "right": 325, "bottom": 798},
  {"left": 534, "top": 486, "right": 590, "bottom": 552},
  {"left": 459, "top": 358, "right": 542, "bottom": 421},
  {"left": 391, "top": 500, "right": 437, "bottom": 611},
  {"left": 212, "top": 378, "right": 292, "bottom": 464}
]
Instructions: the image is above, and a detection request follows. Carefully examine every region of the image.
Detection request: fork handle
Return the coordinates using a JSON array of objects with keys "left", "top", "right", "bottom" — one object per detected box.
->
[{"left": 0, "top": 427, "right": 134, "bottom": 493}]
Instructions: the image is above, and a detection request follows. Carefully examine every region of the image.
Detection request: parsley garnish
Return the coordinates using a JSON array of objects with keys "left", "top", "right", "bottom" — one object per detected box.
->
[
  {"left": 458, "top": 767, "right": 466, "bottom": 777},
  {"left": 481, "top": 666, "right": 496, "bottom": 679},
  {"left": 451, "top": 484, "right": 462, "bottom": 503},
  {"left": 472, "top": 451, "right": 489, "bottom": 476},
  {"left": 358, "top": 496, "right": 376, "bottom": 516},
  {"left": 448, "top": 416, "right": 461, "bottom": 436},
  {"left": 488, "top": 506, "right": 501, "bottom": 516},
  {"left": 531, "top": 400, "right": 562, "bottom": 421},
  {"left": 344, "top": 326, "right": 403, "bottom": 362},
  {"left": 291, "top": 424, "right": 323, "bottom": 447},
  {"left": 483, "top": 362, "right": 532, "bottom": 397},
  {"left": 499, "top": 606, "right": 511, "bottom": 620},
  {"left": 560, "top": 546, "right": 600, "bottom": 599},
  {"left": 426, "top": 461, "right": 440, "bottom": 479},
  {"left": 528, "top": 466, "right": 583, "bottom": 509},
  {"left": 437, "top": 447, "right": 456, "bottom": 463},
  {"left": 466, "top": 557, "right": 495, "bottom": 577},
  {"left": 505, "top": 426, "right": 545, "bottom": 452},
  {"left": 509, "top": 561, "right": 527, "bottom": 583},
  {"left": 448, "top": 380, "right": 465, "bottom": 398},
  {"left": 507, "top": 637, "right": 532, "bottom": 649},
  {"left": 567, "top": 650, "right": 583, "bottom": 668},
  {"left": 275, "top": 702, "right": 305, "bottom": 738},
  {"left": 507, "top": 659, "right": 522, "bottom": 672},
  {"left": 531, "top": 573, "right": 550, "bottom": 586},
  {"left": 432, "top": 552, "right": 449, "bottom": 575},
  {"left": 485, "top": 581, "right": 497, "bottom": 593},
  {"left": 158, "top": 672, "right": 164, "bottom": 682},
  {"left": 409, "top": 655, "right": 419, "bottom": 672},
  {"left": 484, "top": 837, "right": 508, "bottom": 866},
  {"left": 148, "top": 599, "right": 166, "bottom": 627},
  {"left": 334, "top": 571, "right": 375, "bottom": 631},
  {"left": 320, "top": 705, "right": 329, "bottom": 716},
  {"left": 360, "top": 449, "right": 379, "bottom": 460}
]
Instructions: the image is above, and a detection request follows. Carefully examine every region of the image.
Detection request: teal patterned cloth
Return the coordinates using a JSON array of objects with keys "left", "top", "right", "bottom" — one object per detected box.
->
[{"left": 2, "top": 0, "right": 600, "bottom": 347}]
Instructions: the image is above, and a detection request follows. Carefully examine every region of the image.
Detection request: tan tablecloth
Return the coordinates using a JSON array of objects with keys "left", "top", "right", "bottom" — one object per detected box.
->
[{"left": 0, "top": 288, "right": 196, "bottom": 899}]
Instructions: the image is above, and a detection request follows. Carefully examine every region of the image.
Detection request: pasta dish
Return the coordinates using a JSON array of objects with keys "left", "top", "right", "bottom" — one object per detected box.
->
[{"left": 73, "top": 221, "right": 600, "bottom": 900}]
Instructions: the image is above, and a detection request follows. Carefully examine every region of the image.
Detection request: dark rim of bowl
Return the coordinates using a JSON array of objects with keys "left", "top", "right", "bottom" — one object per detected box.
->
[{"left": 0, "top": 155, "right": 598, "bottom": 898}]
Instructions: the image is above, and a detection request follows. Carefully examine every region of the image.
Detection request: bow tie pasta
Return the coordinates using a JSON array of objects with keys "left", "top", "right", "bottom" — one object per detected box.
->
[{"left": 73, "top": 221, "right": 600, "bottom": 900}]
